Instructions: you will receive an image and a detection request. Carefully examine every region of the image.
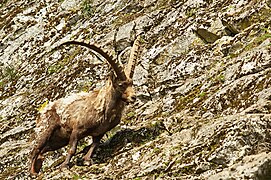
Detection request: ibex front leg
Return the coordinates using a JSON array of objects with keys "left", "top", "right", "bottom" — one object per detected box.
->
[
  {"left": 83, "top": 134, "right": 104, "bottom": 165},
  {"left": 61, "top": 129, "right": 79, "bottom": 169},
  {"left": 30, "top": 124, "right": 60, "bottom": 175}
]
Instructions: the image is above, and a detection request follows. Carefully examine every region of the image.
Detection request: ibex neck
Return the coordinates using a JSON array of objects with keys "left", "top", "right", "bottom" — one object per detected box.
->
[{"left": 94, "top": 79, "right": 123, "bottom": 111}]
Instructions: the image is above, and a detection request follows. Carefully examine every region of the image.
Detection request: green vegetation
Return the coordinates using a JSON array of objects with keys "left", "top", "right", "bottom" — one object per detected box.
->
[
  {"left": 0, "top": 81, "right": 3, "bottom": 88},
  {"left": 153, "top": 147, "right": 161, "bottom": 153},
  {"left": 80, "top": 81, "right": 93, "bottom": 92},
  {"left": 1, "top": 64, "right": 19, "bottom": 81},
  {"left": 175, "top": 86, "right": 201, "bottom": 111},
  {"left": 81, "top": 0, "right": 95, "bottom": 17},
  {"left": 227, "top": 28, "right": 271, "bottom": 59},
  {"left": 47, "top": 48, "right": 82, "bottom": 75},
  {"left": 214, "top": 74, "right": 225, "bottom": 84},
  {"left": 73, "top": 174, "right": 83, "bottom": 180},
  {"left": 226, "top": 5, "right": 234, "bottom": 11},
  {"left": 185, "top": 8, "right": 197, "bottom": 17},
  {"left": 198, "top": 92, "right": 206, "bottom": 98},
  {"left": 0, "top": 64, "right": 20, "bottom": 92},
  {"left": 47, "top": 64, "right": 63, "bottom": 74},
  {"left": 37, "top": 100, "right": 49, "bottom": 112},
  {"left": 105, "top": 126, "right": 120, "bottom": 141},
  {"left": 127, "top": 111, "right": 136, "bottom": 118},
  {"left": 244, "top": 30, "right": 271, "bottom": 52}
]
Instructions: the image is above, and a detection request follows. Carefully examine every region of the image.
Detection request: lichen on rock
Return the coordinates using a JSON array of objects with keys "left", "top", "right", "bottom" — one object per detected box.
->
[{"left": 0, "top": 0, "right": 271, "bottom": 179}]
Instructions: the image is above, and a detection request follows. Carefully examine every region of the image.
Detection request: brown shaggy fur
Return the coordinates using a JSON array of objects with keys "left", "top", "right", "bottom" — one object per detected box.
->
[{"left": 29, "top": 37, "right": 140, "bottom": 175}]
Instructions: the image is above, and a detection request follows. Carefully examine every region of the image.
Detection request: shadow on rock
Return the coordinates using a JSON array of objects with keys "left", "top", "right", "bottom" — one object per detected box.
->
[{"left": 77, "top": 121, "right": 166, "bottom": 165}]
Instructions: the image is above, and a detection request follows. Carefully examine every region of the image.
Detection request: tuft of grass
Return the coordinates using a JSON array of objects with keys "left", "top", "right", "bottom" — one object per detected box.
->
[
  {"left": 185, "top": 8, "right": 197, "bottom": 17},
  {"left": 81, "top": 0, "right": 95, "bottom": 17},
  {"left": 217, "top": 74, "right": 225, "bottom": 83},
  {"left": 47, "top": 64, "right": 63, "bottom": 74},
  {"left": 73, "top": 174, "right": 83, "bottom": 180},
  {"left": 127, "top": 111, "right": 136, "bottom": 118},
  {"left": 1, "top": 65, "right": 19, "bottom": 80},
  {"left": 198, "top": 92, "right": 206, "bottom": 98},
  {"left": 0, "top": 64, "right": 20, "bottom": 89}
]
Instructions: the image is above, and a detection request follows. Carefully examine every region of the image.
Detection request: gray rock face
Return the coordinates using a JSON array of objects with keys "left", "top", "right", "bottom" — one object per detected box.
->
[
  {"left": 0, "top": 0, "right": 271, "bottom": 179},
  {"left": 208, "top": 152, "right": 271, "bottom": 179}
]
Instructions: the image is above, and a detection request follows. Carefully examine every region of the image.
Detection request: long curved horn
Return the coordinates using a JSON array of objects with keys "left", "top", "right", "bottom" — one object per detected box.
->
[
  {"left": 125, "top": 36, "right": 141, "bottom": 79},
  {"left": 59, "top": 41, "right": 127, "bottom": 81}
]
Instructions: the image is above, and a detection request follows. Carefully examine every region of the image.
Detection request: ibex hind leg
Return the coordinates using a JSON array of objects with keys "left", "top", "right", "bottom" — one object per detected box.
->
[
  {"left": 83, "top": 134, "right": 104, "bottom": 165},
  {"left": 60, "top": 129, "right": 79, "bottom": 169},
  {"left": 30, "top": 124, "right": 60, "bottom": 175}
]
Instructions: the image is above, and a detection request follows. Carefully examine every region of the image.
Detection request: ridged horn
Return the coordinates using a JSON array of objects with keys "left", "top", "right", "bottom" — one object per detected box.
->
[
  {"left": 59, "top": 41, "right": 127, "bottom": 81},
  {"left": 125, "top": 36, "right": 141, "bottom": 79}
]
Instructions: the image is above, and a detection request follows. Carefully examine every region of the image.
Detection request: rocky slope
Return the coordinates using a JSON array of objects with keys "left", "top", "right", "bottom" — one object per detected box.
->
[{"left": 0, "top": 0, "right": 271, "bottom": 179}]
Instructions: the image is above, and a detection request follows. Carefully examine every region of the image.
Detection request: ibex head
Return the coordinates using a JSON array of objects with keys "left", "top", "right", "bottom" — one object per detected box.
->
[
  {"left": 58, "top": 36, "right": 141, "bottom": 103},
  {"left": 114, "top": 79, "right": 136, "bottom": 103},
  {"left": 114, "top": 36, "right": 140, "bottom": 103}
]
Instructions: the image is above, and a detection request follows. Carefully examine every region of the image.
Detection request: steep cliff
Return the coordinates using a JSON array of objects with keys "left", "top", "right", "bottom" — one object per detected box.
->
[{"left": 0, "top": 0, "right": 271, "bottom": 179}]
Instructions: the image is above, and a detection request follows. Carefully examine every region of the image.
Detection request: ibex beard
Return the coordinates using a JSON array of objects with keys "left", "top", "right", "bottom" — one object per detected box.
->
[{"left": 29, "top": 36, "right": 140, "bottom": 175}]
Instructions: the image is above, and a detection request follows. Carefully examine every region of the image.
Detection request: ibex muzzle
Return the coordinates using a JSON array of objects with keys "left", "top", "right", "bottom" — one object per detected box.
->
[{"left": 118, "top": 80, "right": 136, "bottom": 103}]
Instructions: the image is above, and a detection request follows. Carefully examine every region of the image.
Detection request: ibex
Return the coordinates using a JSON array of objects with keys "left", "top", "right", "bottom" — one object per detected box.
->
[{"left": 29, "top": 36, "right": 141, "bottom": 175}]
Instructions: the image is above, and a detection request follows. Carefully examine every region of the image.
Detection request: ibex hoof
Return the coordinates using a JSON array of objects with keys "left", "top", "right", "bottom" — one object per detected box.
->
[
  {"left": 30, "top": 170, "right": 38, "bottom": 177},
  {"left": 30, "top": 158, "right": 43, "bottom": 176}
]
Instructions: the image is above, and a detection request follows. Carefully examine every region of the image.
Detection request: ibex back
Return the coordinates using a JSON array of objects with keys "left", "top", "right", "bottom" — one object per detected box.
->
[{"left": 29, "top": 36, "right": 141, "bottom": 175}]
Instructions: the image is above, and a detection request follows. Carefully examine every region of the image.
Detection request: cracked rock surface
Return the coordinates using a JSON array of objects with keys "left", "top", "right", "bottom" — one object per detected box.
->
[{"left": 0, "top": 0, "right": 271, "bottom": 179}]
